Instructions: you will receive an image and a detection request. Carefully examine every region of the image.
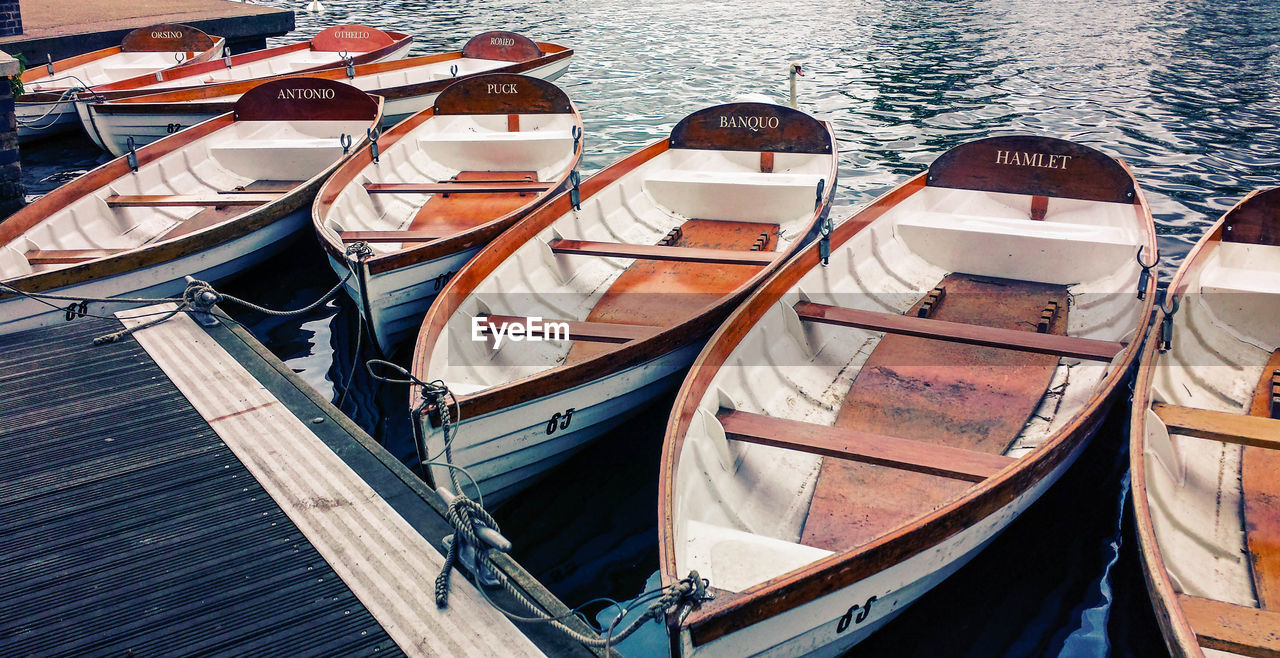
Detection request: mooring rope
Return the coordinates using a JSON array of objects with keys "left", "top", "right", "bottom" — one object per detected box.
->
[{"left": 16, "top": 85, "right": 88, "bottom": 131}]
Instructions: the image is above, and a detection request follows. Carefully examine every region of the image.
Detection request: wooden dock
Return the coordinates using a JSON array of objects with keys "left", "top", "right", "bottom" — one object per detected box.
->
[
  {"left": 0, "top": 0, "right": 293, "bottom": 63},
  {"left": 0, "top": 304, "right": 596, "bottom": 656}
]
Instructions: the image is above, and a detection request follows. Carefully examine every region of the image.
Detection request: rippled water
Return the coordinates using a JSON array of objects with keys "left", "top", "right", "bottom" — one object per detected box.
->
[{"left": 20, "top": 0, "right": 1280, "bottom": 654}]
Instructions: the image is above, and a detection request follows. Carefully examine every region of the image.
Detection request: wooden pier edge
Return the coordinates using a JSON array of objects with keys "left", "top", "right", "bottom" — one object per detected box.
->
[{"left": 202, "top": 306, "right": 601, "bottom": 657}]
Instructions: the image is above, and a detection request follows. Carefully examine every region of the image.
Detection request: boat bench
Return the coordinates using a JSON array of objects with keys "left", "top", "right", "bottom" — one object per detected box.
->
[
  {"left": 1195, "top": 242, "right": 1280, "bottom": 340},
  {"left": 209, "top": 137, "right": 346, "bottom": 181},
  {"left": 894, "top": 211, "right": 1140, "bottom": 284},
  {"left": 643, "top": 170, "right": 824, "bottom": 223},
  {"left": 106, "top": 193, "right": 279, "bottom": 207},
  {"left": 363, "top": 181, "right": 554, "bottom": 195},
  {"left": 546, "top": 238, "right": 778, "bottom": 266},
  {"left": 416, "top": 130, "right": 575, "bottom": 171}
]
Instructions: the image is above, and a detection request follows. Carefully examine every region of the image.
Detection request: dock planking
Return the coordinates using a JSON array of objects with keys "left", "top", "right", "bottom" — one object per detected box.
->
[{"left": 0, "top": 307, "right": 593, "bottom": 657}]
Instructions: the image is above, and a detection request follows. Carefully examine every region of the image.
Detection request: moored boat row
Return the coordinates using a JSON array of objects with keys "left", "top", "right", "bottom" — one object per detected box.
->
[{"left": 6, "top": 23, "right": 1278, "bottom": 656}]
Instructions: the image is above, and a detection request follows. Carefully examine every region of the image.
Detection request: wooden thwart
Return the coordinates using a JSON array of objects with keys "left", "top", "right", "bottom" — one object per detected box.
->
[
  {"left": 106, "top": 194, "right": 279, "bottom": 207},
  {"left": 1153, "top": 403, "right": 1280, "bottom": 451},
  {"left": 717, "top": 410, "right": 1015, "bottom": 482},
  {"left": 26, "top": 248, "right": 125, "bottom": 264},
  {"left": 793, "top": 301, "right": 1125, "bottom": 361},
  {"left": 476, "top": 314, "right": 661, "bottom": 344},
  {"left": 363, "top": 182, "right": 553, "bottom": 195},
  {"left": 547, "top": 238, "right": 778, "bottom": 266},
  {"left": 1178, "top": 593, "right": 1280, "bottom": 658}
]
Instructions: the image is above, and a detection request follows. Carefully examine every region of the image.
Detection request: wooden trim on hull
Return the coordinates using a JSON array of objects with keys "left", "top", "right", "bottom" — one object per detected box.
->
[
  {"left": 659, "top": 159, "right": 1157, "bottom": 647},
  {"left": 793, "top": 301, "right": 1126, "bottom": 361},
  {"left": 717, "top": 410, "right": 1015, "bottom": 482}
]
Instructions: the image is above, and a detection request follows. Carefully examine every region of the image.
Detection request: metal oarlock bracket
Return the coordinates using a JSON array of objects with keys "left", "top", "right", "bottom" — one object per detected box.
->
[{"left": 569, "top": 170, "right": 581, "bottom": 210}]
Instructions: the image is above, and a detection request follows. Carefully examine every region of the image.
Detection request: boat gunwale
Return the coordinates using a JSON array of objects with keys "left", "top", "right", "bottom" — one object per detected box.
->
[
  {"left": 0, "top": 98, "right": 384, "bottom": 298},
  {"left": 312, "top": 82, "right": 583, "bottom": 277},
  {"left": 408, "top": 119, "right": 840, "bottom": 424},
  {"left": 80, "top": 27, "right": 413, "bottom": 97},
  {"left": 19, "top": 35, "right": 227, "bottom": 98},
  {"left": 1128, "top": 188, "right": 1280, "bottom": 658},
  {"left": 91, "top": 42, "right": 573, "bottom": 114},
  {"left": 655, "top": 155, "right": 1157, "bottom": 648}
]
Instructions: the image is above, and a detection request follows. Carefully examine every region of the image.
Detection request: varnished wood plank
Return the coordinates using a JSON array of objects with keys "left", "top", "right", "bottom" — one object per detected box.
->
[
  {"left": 548, "top": 238, "right": 778, "bottom": 266},
  {"left": 1245, "top": 349, "right": 1280, "bottom": 611},
  {"left": 794, "top": 301, "right": 1125, "bottom": 361},
  {"left": 1153, "top": 403, "right": 1280, "bottom": 450},
  {"left": 476, "top": 314, "right": 662, "bottom": 344},
  {"left": 338, "top": 230, "right": 453, "bottom": 243},
  {"left": 800, "top": 274, "right": 1068, "bottom": 551},
  {"left": 106, "top": 194, "right": 278, "bottom": 207},
  {"left": 926, "top": 135, "right": 1136, "bottom": 204},
  {"left": 25, "top": 249, "right": 125, "bottom": 264},
  {"left": 718, "top": 410, "right": 1014, "bottom": 482},
  {"left": 363, "top": 182, "right": 552, "bottom": 194},
  {"left": 1178, "top": 594, "right": 1280, "bottom": 658}
]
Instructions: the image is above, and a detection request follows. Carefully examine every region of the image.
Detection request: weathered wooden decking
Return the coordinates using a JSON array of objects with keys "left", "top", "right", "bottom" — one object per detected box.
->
[{"left": 0, "top": 305, "right": 594, "bottom": 656}]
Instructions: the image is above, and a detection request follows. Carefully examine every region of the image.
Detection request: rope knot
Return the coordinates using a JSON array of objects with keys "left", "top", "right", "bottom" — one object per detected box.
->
[
  {"left": 345, "top": 240, "right": 374, "bottom": 261},
  {"left": 435, "top": 489, "right": 507, "bottom": 608}
]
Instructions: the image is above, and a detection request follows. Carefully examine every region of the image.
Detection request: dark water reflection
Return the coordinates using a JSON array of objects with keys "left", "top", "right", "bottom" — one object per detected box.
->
[{"left": 19, "top": 0, "right": 1280, "bottom": 655}]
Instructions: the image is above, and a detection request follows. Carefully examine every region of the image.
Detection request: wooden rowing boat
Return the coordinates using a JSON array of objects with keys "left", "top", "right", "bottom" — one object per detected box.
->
[
  {"left": 0, "top": 78, "right": 383, "bottom": 336},
  {"left": 69, "top": 24, "right": 411, "bottom": 146},
  {"left": 16, "top": 24, "right": 225, "bottom": 142},
  {"left": 1131, "top": 187, "right": 1280, "bottom": 658},
  {"left": 313, "top": 73, "right": 583, "bottom": 354},
  {"left": 657, "top": 135, "right": 1157, "bottom": 656},
  {"left": 409, "top": 102, "right": 838, "bottom": 504},
  {"left": 83, "top": 32, "right": 572, "bottom": 157}
]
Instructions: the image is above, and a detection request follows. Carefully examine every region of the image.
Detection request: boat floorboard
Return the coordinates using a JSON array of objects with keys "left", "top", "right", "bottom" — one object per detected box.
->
[
  {"left": 1243, "top": 348, "right": 1280, "bottom": 609},
  {"left": 405, "top": 170, "right": 540, "bottom": 235},
  {"left": 799, "top": 273, "right": 1068, "bottom": 551},
  {"left": 565, "top": 218, "right": 779, "bottom": 363}
]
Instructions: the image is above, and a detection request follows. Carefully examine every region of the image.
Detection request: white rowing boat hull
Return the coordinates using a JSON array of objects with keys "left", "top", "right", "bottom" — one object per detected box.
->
[
  {"left": 17, "top": 98, "right": 83, "bottom": 141},
  {"left": 0, "top": 206, "right": 308, "bottom": 335},
  {"left": 424, "top": 342, "right": 701, "bottom": 506},
  {"left": 679, "top": 418, "right": 1096, "bottom": 658},
  {"left": 85, "top": 57, "right": 572, "bottom": 157}
]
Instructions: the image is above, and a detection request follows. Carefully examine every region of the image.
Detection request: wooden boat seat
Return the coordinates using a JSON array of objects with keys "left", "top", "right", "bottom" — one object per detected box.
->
[
  {"left": 403, "top": 171, "right": 543, "bottom": 237},
  {"left": 565, "top": 219, "right": 780, "bottom": 364},
  {"left": 209, "top": 138, "right": 345, "bottom": 180},
  {"left": 1177, "top": 593, "right": 1280, "bottom": 656},
  {"left": 25, "top": 248, "right": 126, "bottom": 264},
  {"left": 547, "top": 239, "right": 778, "bottom": 266},
  {"left": 895, "top": 211, "right": 1140, "bottom": 283},
  {"left": 106, "top": 193, "right": 279, "bottom": 207},
  {"left": 1152, "top": 403, "right": 1280, "bottom": 450},
  {"left": 793, "top": 301, "right": 1126, "bottom": 361},
  {"left": 474, "top": 314, "right": 661, "bottom": 344},
  {"left": 363, "top": 181, "right": 553, "bottom": 195},
  {"left": 717, "top": 410, "right": 1015, "bottom": 482},
  {"left": 643, "top": 170, "right": 824, "bottom": 223},
  {"left": 799, "top": 274, "right": 1072, "bottom": 551}
]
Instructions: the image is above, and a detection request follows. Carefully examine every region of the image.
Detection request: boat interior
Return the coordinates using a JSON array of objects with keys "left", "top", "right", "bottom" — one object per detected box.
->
[
  {"left": 668, "top": 138, "right": 1152, "bottom": 594},
  {"left": 426, "top": 102, "right": 835, "bottom": 396},
  {"left": 24, "top": 25, "right": 221, "bottom": 93},
  {"left": 0, "top": 81, "right": 378, "bottom": 280},
  {"left": 319, "top": 74, "right": 580, "bottom": 255},
  {"left": 1140, "top": 187, "right": 1280, "bottom": 648}
]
